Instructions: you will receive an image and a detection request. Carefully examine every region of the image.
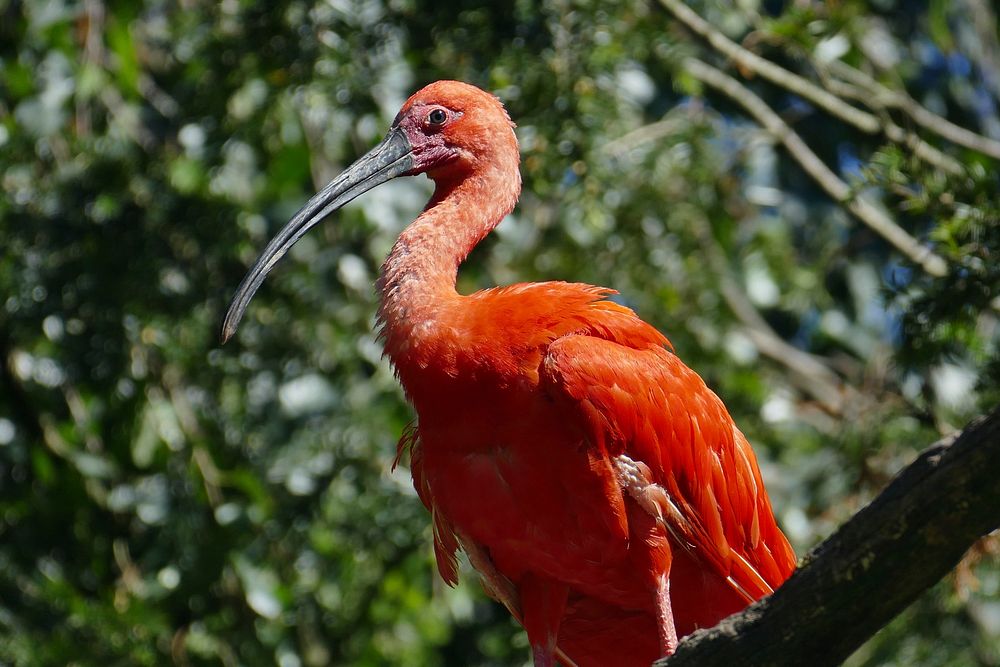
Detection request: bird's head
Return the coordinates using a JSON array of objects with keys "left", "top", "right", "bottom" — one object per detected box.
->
[
  {"left": 220, "top": 80, "right": 519, "bottom": 343},
  {"left": 393, "top": 80, "right": 519, "bottom": 182}
]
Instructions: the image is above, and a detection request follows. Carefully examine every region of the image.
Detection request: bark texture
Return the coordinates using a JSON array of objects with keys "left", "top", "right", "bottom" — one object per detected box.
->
[{"left": 655, "top": 407, "right": 1000, "bottom": 667}]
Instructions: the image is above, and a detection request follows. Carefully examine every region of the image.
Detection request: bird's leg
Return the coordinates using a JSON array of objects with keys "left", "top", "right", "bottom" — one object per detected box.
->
[
  {"left": 655, "top": 572, "right": 679, "bottom": 656},
  {"left": 531, "top": 644, "right": 557, "bottom": 667},
  {"left": 458, "top": 534, "right": 522, "bottom": 616},
  {"left": 615, "top": 454, "right": 680, "bottom": 655},
  {"left": 519, "top": 572, "right": 569, "bottom": 667}
]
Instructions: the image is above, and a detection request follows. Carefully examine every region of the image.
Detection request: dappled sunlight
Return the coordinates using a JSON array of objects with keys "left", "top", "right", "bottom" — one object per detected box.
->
[{"left": 1, "top": 0, "right": 998, "bottom": 665}]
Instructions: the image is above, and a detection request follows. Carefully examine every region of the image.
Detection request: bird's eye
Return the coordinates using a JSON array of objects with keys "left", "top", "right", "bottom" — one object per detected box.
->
[{"left": 427, "top": 108, "right": 447, "bottom": 125}]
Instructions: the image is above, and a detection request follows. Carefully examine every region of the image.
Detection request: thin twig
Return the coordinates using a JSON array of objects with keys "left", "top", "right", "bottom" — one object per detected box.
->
[
  {"left": 824, "top": 60, "right": 1000, "bottom": 160},
  {"left": 63, "top": 384, "right": 104, "bottom": 453},
  {"left": 684, "top": 58, "right": 949, "bottom": 278},
  {"left": 656, "top": 0, "right": 967, "bottom": 175},
  {"left": 296, "top": 100, "right": 339, "bottom": 189},
  {"left": 139, "top": 73, "right": 180, "bottom": 119},
  {"left": 162, "top": 368, "right": 225, "bottom": 507},
  {"left": 99, "top": 86, "right": 157, "bottom": 150},
  {"left": 658, "top": 0, "right": 875, "bottom": 129},
  {"left": 603, "top": 116, "right": 689, "bottom": 158},
  {"left": 75, "top": 0, "right": 105, "bottom": 138},
  {"left": 964, "top": 0, "right": 1000, "bottom": 101},
  {"left": 881, "top": 119, "right": 966, "bottom": 176},
  {"left": 685, "top": 206, "right": 858, "bottom": 415}
]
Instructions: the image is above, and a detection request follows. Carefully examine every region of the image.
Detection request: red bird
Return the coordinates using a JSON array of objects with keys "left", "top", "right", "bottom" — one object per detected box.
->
[{"left": 223, "top": 81, "right": 796, "bottom": 666}]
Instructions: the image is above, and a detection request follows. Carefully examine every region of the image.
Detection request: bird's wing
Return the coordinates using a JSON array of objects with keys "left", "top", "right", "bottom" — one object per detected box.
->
[{"left": 540, "top": 334, "right": 795, "bottom": 600}]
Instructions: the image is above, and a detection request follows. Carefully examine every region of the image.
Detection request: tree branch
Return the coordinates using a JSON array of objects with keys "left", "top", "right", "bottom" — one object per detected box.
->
[
  {"left": 685, "top": 207, "right": 860, "bottom": 416},
  {"left": 683, "top": 57, "right": 949, "bottom": 278},
  {"left": 656, "top": 406, "right": 1000, "bottom": 667},
  {"left": 656, "top": 0, "right": 971, "bottom": 175},
  {"left": 658, "top": 0, "right": 878, "bottom": 132},
  {"left": 821, "top": 60, "right": 1000, "bottom": 161},
  {"left": 602, "top": 115, "right": 692, "bottom": 158}
]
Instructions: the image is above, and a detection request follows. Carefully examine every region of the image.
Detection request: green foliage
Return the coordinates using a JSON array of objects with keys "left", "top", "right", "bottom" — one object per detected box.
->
[{"left": 1, "top": 0, "right": 998, "bottom": 665}]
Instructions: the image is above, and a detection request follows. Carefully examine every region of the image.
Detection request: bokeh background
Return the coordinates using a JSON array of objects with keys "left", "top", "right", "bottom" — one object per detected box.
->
[{"left": 1, "top": 0, "right": 999, "bottom": 665}]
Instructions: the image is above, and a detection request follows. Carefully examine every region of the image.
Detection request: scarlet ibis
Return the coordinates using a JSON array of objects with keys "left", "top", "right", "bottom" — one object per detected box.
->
[{"left": 223, "top": 80, "right": 796, "bottom": 666}]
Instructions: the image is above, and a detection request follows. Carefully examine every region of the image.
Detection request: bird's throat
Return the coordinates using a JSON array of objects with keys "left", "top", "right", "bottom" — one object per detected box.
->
[{"left": 376, "top": 160, "right": 520, "bottom": 364}]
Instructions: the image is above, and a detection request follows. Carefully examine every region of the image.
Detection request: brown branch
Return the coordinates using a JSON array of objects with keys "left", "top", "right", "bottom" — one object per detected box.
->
[
  {"left": 822, "top": 60, "right": 1000, "bottom": 161},
  {"left": 656, "top": 406, "right": 1000, "bottom": 667},
  {"left": 684, "top": 58, "right": 949, "bottom": 278},
  {"left": 658, "top": 0, "right": 878, "bottom": 131},
  {"left": 602, "top": 115, "right": 692, "bottom": 158},
  {"left": 656, "top": 0, "right": 969, "bottom": 175}
]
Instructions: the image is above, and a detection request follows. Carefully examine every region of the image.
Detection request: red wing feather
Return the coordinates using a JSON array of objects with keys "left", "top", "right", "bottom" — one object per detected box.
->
[{"left": 540, "top": 334, "right": 795, "bottom": 599}]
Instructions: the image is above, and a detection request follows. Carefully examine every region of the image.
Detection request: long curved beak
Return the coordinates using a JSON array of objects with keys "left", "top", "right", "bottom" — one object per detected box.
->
[{"left": 221, "top": 127, "right": 413, "bottom": 343}]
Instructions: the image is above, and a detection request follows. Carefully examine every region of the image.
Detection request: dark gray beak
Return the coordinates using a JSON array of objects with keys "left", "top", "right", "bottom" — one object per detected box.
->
[{"left": 221, "top": 127, "right": 413, "bottom": 343}]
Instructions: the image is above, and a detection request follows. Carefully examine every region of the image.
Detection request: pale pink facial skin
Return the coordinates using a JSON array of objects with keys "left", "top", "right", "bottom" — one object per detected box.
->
[
  {"left": 395, "top": 104, "right": 466, "bottom": 175},
  {"left": 392, "top": 80, "right": 518, "bottom": 183}
]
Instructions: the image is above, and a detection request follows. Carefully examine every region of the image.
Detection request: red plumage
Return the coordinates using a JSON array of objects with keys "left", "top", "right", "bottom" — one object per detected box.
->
[
  {"left": 226, "top": 80, "right": 796, "bottom": 667},
  {"left": 394, "top": 282, "right": 794, "bottom": 666}
]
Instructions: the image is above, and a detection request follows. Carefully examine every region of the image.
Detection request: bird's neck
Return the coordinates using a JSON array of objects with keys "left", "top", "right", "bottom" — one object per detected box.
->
[{"left": 376, "top": 158, "right": 520, "bottom": 362}]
